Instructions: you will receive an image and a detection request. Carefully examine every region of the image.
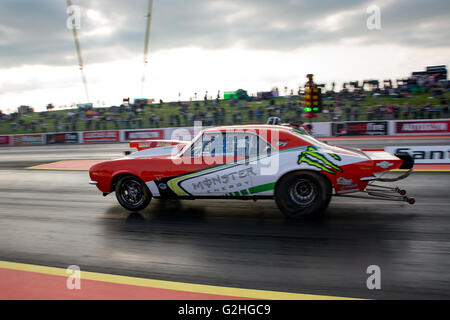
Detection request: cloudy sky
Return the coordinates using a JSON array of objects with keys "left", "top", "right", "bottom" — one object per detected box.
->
[{"left": 0, "top": 0, "right": 449, "bottom": 112}]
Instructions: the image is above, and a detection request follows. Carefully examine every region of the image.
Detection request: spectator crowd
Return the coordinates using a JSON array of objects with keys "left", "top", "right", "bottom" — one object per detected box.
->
[{"left": 0, "top": 75, "right": 449, "bottom": 135}]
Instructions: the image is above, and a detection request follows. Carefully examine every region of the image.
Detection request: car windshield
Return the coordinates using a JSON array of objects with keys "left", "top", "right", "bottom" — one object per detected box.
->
[{"left": 177, "top": 130, "right": 204, "bottom": 157}]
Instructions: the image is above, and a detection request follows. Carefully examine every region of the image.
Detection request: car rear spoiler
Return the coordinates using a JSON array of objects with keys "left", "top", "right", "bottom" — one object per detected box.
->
[
  {"left": 395, "top": 152, "right": 414, "bottom": 170},
  {"left": 129, "top": 140, "right": 189, "bottom": 152}
]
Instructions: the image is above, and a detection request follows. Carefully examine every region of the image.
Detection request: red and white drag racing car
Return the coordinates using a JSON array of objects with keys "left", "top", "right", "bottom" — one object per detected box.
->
[{"left": 89, "top": 125, "right": 415, "bottom": 218}]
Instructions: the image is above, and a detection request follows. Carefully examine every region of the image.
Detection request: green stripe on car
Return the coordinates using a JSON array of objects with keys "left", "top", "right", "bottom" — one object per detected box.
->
[{"left": 249, "top": 182, "right": 276, "bottom": 194}]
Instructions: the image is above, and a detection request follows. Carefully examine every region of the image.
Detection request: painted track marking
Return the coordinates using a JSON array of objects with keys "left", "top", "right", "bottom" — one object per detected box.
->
[
  {"left": 0, "top": 260, "right": 359, "bottom": 300},
  {"left": 27, "top": 160, "right": 105, "bottom": 171}
]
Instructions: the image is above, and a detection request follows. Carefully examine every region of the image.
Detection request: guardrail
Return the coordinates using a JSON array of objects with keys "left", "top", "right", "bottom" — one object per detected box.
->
[{"left": 0, "top": 119, "right": 449, "bottom": 147}]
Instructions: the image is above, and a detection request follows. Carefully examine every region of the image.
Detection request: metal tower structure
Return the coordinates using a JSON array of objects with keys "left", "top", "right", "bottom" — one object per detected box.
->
[
  {"left": 66, "top": 0, "right": 89, "bottom": 102},
  {"left": 141, "top": 0, "right": 154, "bottom": 96}
]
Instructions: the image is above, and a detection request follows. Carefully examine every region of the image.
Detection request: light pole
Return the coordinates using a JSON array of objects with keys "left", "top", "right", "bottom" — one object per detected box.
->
[
  {"left": 141, "top": 0, "right": 154, "bottom": 96},
  {"left": 66, "top": 0, "right": 89, "bottom": 102}
]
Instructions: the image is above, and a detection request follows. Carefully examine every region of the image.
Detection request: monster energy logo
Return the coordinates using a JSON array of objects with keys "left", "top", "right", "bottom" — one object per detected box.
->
[{"left": 297, "top": 146, "right": 343, "bottom": 174}]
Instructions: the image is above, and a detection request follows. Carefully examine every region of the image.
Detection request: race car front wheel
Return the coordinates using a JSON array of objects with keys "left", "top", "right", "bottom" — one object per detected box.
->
[
  {"left": 275, "top": 171, "right": 332, "bottom": 219},
  {"left": 115, "top": 175, "right": 151, "bottom": 212}
]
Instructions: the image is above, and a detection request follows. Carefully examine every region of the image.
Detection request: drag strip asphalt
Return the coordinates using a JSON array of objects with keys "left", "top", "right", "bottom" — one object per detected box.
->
[{"left": 0, "top": 138, "right": 449, "bottom": 299}]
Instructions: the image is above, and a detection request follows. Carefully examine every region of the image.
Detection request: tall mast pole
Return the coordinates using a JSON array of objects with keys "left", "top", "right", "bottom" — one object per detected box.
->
[
  {"left": 141, "top": 0, "right": 154, "bottom": 96},
  {"left": 66, "top": 0, "right": 89, "bottom": 102}
]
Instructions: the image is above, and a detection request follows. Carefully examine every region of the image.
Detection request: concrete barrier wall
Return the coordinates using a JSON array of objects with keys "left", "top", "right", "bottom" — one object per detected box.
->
[{"left": 1, "top": 119, "right": 449, "bottom": 146}]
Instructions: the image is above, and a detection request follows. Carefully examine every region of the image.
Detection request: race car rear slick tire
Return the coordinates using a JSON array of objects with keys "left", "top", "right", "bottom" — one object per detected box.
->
[
  {"left": 115, "top": 175, "right": 151, "bottom": 212},
  {"left": 275, "top": 171, "right": 332, "bottom": 219}
]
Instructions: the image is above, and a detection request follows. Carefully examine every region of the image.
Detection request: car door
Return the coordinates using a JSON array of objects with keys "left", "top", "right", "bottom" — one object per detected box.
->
[
  {"left": 174, "top": 132, "right": 255, "bottom": 196},
  {"left": 200, "top": 131, "right": 272, "bottom": 197},
  {"left": 245, "top": 132, "right": 277, "bottom": 197}
]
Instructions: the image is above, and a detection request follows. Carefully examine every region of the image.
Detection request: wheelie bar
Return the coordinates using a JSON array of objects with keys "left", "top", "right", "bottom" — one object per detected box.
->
[{"left": 365, "top": 183, "right": 416, "bottom": 205}]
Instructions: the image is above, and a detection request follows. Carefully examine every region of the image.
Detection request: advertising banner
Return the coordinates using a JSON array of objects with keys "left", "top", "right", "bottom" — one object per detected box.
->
[
  {"left": 386, "top": 146, "right": 450, "bottom": 164},
  {"left": 82, "top": 131, "right": 120, "bottom": 143},
  {"left": 13, "top": 134, "right": 45, "bottom": 146},
  {"left": 46, "top": 132, "right": 79, "bottom": 144},
  {"left": 332, "top": 121, "right": 388, "bottom": 136},
  {"left": 395, "top": 120, "right": 450, "bottom": 135},
  {"left": 124, "top": 129, "right": 165, "bottom": 141},
  {"left": 0, "top": 136, "right": 10, "bottom": 146}
]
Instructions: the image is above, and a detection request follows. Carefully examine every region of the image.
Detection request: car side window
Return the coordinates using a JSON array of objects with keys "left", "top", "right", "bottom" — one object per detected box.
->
[
  {"left": 202, "top": 133, "right": 222, "bottom": 156},
  {"left": 185, "top": 133, "right": 222, "bottom": 157},
  {"left": 184, "top": 132, "right": 273, "bottom": 158},
  {"left": 257, "top": 135, "right": 272, "bottom": 157},
  {"left": 223, "top": 133, "right": 272, "bottom": 158}
]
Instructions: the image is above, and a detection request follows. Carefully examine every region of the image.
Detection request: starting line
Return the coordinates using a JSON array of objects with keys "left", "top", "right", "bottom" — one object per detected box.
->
[
  {"left": 0, "top": 260, "right": 357, "bottom": 300},
  {"left": 27, "top": 160, "right": 105, "bottom": 171}
]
